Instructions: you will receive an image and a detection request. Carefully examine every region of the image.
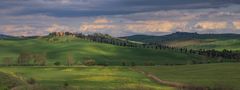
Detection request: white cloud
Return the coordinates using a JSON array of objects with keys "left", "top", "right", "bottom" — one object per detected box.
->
[
  {"left": 126, "top": 21, "right": 188, "bottom": 33},
  {"left": 0, "top": 24, "right": 75, "bottom": 36},
  {"left": 79, "top": 18, "right": 189, "bottom": 36},
  {"left": 2, "top": 4, "right": 240, "bottom": 36},
  {"left": 47, "top": 24, "right": 74, "bottom": 33},
  {"left": 93, "top": 18, "right": 112, "bottom": 24},
  {"left": 233, "top": 21, "right": 240, "bottom": 30},
  {"left": 194, "top": 21, "right": 227, "bottom": 30},
  {"left": 0, "top": 25, "right": 43, "bottom": 36}
]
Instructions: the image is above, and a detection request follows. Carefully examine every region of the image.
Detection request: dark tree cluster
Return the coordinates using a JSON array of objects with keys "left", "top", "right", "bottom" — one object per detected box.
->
[
  {"left": 197, "top": 49, "right": 240, "bottom": 60},
  {"left": 147, "top": 42, "right": 240, "bottom": 62},
  {"left": 75, "top": 33, "right": 139, "bottom": 48}
]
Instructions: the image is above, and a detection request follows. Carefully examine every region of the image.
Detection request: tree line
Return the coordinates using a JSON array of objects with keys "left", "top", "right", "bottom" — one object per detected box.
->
[
  {"left": 147, "top": 42, "right": 240, "bottom": 62},
  {"left": 1, "top": 52, "right": 47, "bottom": 66},
  {"left": 1, "top": 51, "right": 98, "bottom": 66}
]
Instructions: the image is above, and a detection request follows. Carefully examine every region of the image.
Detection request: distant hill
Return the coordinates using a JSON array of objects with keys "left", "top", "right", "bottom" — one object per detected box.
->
[
  {"left": 0, "top": 34, "right": 18, "bottom": 39},
  {"left": 0, "top": 34, "right": 11, "bottom": 38},
  {"left": 122, "top": 32, "right": 240, "bottom": 43}
]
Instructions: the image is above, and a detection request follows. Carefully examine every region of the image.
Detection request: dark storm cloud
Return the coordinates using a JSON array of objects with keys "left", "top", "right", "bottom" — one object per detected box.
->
[{"left": 1, "top": 0, "right": 240, "bottom": 17}]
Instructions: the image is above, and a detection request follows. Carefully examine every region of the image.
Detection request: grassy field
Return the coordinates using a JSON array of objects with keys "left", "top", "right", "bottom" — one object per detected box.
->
[
  {"left": 164, "top": 39, "right": 240, "bottom": 51},
  {"left": 0, "top": 36, "right": 210, "bottom": 65},
  {"left": 135, "top": 63, "right": 240, "bottom": 90},
  {"left": 0, "top": 66, "right": 173, "bottom": 90},
  {"left": 0, "top": 72, "right": 25, "bottom": 90}
]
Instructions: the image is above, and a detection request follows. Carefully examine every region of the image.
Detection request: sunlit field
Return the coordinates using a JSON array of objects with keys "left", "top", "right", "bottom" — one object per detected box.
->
[{"left": 0, "top": 66, "right": 174, "bottom": 90}]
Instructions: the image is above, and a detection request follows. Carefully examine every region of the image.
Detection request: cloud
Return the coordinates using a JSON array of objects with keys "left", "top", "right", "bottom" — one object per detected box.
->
[
  {"left": 233, "top": 21, "right": 240, "bottom": 29},
  {"left": 79, "top": 18, "right": 188, "bottom": 36},
  {"left": 59, "top": 0, "right": 72, "bottom": 4},
  {"left": 0, "top": 24, "right": 75, "bottom": 36},
  {"left": 47, "top": 24, "right": 74, "bottom": 33},
  {"left": 1, "top": 1, "right": 240, "bottom": 36},
  {"left": 126, "top": 21, "right": 188, "bottom": 33},
  {"left": 1, "top": 0, "right": 239, "bottom": 17},
  {"left": 0, "top": 25, "right": 43, "bottom": 36},
  {"left": 80, "top": 24, "right": 116, "bottom": 32},
  {"left": 194, "top": 21, "right": 227, "bottom": 30},
  {"left": 93, "top": 18, "right": 112, "bottom": 24},
  {"left": 79, "top": 18, "right": 116, "bottom": 33}
]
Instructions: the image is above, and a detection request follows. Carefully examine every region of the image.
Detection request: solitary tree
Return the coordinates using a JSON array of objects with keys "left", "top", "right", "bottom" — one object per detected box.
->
[
  {"left": 54, "top": 61, "right": 61, "bottom": 66},
  {"left": 2, "top": 57, "right": 13, "bottom": 66},
  {"left": 66, "top": 54, "right": 74, "bottom": 66},
  {"left": 33, "top": 53, "right": 47, "bottom": 66},
  {"left": 83, "top": 59, "right": 96, "bottom": 66},
  {"left": 17, "top": 52, "right": 32, "bottom": 65}
]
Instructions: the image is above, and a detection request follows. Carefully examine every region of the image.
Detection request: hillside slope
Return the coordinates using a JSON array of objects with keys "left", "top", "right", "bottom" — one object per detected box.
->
[
  {"left": 0, "top": 72, "right": 25, "bottom": 89},
  {"left": 135, "top": 63, "right": 240, "bottom": 90},
  {"left": 123, "top": 32, "right": 240, "bottom": 42},
  {"left": 0, "top": 36, "right": 211, "bottom": 65},
  {"left": 0, "top": 34, "right": 18, "bottom": 39},
  {"left": 123, "top": 32, "right": 240, "bottom": 50},
  {"left": 0, "top": 67, "right": 174, "bottom": 90},
  {"left": 164, "top": 39, "right": 240, "bottom": 51}
]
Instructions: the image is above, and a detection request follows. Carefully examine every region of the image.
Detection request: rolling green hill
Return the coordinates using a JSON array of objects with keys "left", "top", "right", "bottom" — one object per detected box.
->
[
  {"left": 0, "top": 36, "right": 211, "bottom": 66},
  {"left": 123, "top": 32, "right": 240, "bottom": 51},
  {"left": 135, "top": 63, "right": 240, "bottom": 90}
]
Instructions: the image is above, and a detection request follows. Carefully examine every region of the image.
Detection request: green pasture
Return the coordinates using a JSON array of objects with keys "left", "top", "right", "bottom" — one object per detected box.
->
[
  {"left": 135, "top": 63, "right": 240, "bottom": 90},
  {"left": 165, "top": 39, "right": 240, "bottom": 51},
  {"left": 0, "top": 36, "right": 209, "bottom": 65},
  {"left": 0, "top": 66, "right": 173, "bottom": 90}
]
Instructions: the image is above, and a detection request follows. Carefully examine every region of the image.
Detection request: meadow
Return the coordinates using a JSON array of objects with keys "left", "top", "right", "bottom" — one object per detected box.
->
[
  {"left": 0, "top": 36, "right": 239, "bottom": 90},
  {"left": 0, "top": 66, "right": 173, "bottom": 90},
  {"left": 0, "top": 36, "right": 210, "bottom": 65},
  {"left": 164, "top": 39, "right": 240, "bottom": 51},
  {"left": 135, "top": 63, "right": 240, "bottom": 90}
]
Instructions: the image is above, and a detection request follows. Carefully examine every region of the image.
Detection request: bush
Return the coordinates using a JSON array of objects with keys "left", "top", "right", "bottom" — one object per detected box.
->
[
  {"left": 144, "top": 62, "right": 154, "bottom": 66},
  {"left": 122, "top": 62, "right": 126, "bottom": 66},
  {"left": 27, "top": 78, "right": 36, "bottom": 85},
  {"left": 191, "top": 60, "right": 197, "bottom": 64},
  {"left": 64, "top": 82, "right": 69, "bottom": 87},
  {"left": 2, "top": 57, "right": 13, "bottom": 66},
  {"left": 131, "top": 62, "right": 135, "bottom": 66},
  {"left": 83, "top": 60, "right": 96, "bottom": 66},
  {"left": 98, "top": 62, "right": 108, "bottom": 66},
  {"left": 54, "top": 61, "right": 61, "bottom": 66}
]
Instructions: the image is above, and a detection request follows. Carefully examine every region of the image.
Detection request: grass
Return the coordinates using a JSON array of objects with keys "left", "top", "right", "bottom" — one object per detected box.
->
[
  {"left": 165, "top": 39, "right": 240, "bottom": 51},
  {"left": 0, "top": 72, "right": 25, "bottom": 90},
  {"left": 135, "top": 63, "right": 240, "bottom": 90},
  {"left": 0, "top": 36, "right": 210, "bottom": 65},
  {"left": 0, "top": 66, "right": 174, "bottom": 90}
]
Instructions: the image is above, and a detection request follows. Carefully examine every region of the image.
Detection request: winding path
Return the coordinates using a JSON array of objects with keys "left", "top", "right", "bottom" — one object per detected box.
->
[{"left": 130, "top": 67, "right": 211, "bottom": 90}]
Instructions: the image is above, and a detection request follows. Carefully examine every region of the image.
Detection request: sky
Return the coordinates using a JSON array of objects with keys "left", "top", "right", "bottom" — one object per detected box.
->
[{"left": 1, "top": 0, "right": 240, "bottom": 37}]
